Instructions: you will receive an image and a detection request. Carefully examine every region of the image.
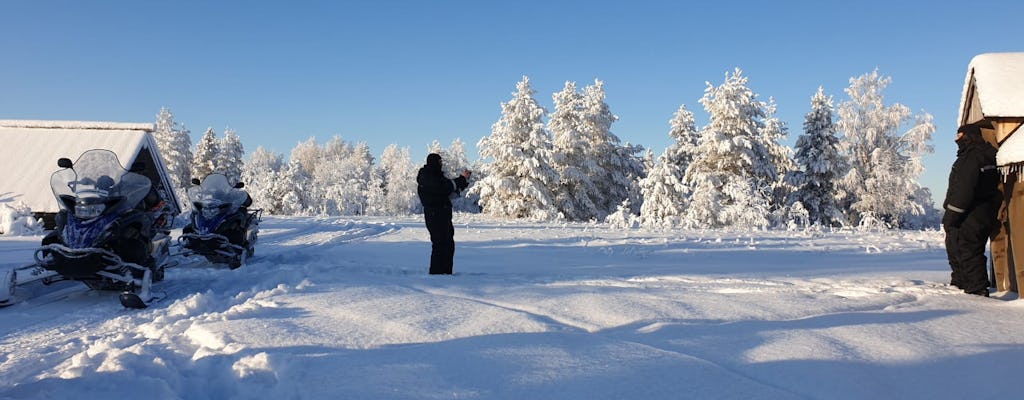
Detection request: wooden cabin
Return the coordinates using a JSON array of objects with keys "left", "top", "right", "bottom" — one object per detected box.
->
[{"left": 958, "top": 52, "right": 1024, "bottom": 293}]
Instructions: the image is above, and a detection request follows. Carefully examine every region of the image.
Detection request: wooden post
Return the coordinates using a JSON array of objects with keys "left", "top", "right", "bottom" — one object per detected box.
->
[
  {"left": 1008, "top": 176, "right": 1024, "bottom": 293},
  {"left": 992, "top": 225, "right": 1012, "bottom": 291},
  {"left": 991, "top": 181, "right": 1012, "bottom": 291}
]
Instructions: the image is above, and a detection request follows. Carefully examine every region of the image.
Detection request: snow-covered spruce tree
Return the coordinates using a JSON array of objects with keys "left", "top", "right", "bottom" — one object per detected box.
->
[
  {"left": 192, "top": 127, "right": 220, "bottom": 181},
  {"left": 472, "top": 76, "right": 560, "bottom": 220},
  {"left": 580, "top": 80, "right": 645, "bottom": 219},
  {"left": 217, "top": 128, "right": 245, "bottom": 185},
  {"left": 681, "top": 68, "right": 774, "bottom": 229},
  {"left": 787, "top": 87, "right": 845, "bottom": 227},
  {"left": 836, "top": 69, "right": 936, "bottom": 228},
  {"left": 241, "top": 146, "right": 284, "bottom": 214},
  {"left": 638, "top": 156, "right": 688, "bottom": 228},
  {"left": 173, "top": 123, "right": 194, "bottom": 187},
  {"left": 639, "top": 104, "right": 698, "bottom": 228},
  {"left": 549, "top": 81, "right": 600, "bottom": 221},
  {"left": 664, "top": 104, "right": 701, "bottom": 168},
  {"left": 152, "top": 107, "right": 193, "bottom": 189}
]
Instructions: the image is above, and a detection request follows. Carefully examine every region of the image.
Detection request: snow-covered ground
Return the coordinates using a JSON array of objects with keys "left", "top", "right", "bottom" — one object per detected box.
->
[{"left": 1, "top": 215, "right": 1022, "bottom": 400}]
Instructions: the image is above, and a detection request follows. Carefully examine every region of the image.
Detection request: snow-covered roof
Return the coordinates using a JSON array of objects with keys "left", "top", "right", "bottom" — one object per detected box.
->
[
  {"left": 959, "top": 52, "right": 1024, "bottom": 124},
  {"left": 0, "top": 120, "right": 154, "bottom": 131},
  {"left": 0, "top": 120, "right": 180, "bottom": 215},
  {"left": 997, "top": 126, "right": 1024, "bottom": 167}
]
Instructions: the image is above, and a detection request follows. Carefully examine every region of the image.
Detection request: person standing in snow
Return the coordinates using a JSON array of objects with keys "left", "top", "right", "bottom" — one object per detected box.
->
[
  {"left": 417, "top": 153, "right": 471, "bottom": 275},
  {"left": 942, "top": 123, "right": 1000, "bottom": 297}
]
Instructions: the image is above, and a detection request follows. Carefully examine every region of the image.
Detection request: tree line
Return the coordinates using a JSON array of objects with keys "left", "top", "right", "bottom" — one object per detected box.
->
[{"left": 152, "top": 67, "right": 939, "bottom": 230}]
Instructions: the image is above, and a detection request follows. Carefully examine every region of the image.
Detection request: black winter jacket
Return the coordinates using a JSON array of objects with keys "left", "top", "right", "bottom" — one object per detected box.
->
[
  {"left": 417, "top": 162, "right": 468, "bottom": 209},
  {"left": 943, "top": 140, "right": 999, "bottom": 217}
]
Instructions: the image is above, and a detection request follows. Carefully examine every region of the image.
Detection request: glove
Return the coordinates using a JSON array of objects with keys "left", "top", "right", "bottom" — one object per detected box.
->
[{"left": 942, "top": 210, "right": 964, "bottom": 230}]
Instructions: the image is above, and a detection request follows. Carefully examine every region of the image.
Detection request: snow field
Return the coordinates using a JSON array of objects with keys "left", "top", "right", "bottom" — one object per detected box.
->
[{"left": 1, "top": 215, "right": 1022, "bottom": 399}]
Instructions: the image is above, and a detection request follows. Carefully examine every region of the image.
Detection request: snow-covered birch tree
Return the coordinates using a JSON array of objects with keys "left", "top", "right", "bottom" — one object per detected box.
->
[
  {"left": 275, "top": 160, "right": 313, "bottom": 216},
  {"left": 836, "top": 69, "right": 936, "bottom": 228},
  {"left": 369, "top": 144, "right": 418, "bottom": 215},
  {"left": 241, "top": 146, "right": 284, "bottom": 214}
]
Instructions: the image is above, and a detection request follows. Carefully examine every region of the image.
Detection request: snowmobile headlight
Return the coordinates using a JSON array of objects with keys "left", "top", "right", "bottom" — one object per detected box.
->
[{"left": 74, "top": 203, "right": 105, "bottom": 220}]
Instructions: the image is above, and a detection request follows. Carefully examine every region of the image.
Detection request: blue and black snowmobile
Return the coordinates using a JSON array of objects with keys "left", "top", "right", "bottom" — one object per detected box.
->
[
  {"left": 0, "top": 149, "right": 173, "bottom": 308},
  {"left": 179, "top": 174, "right": 260, "bottom": 269}
]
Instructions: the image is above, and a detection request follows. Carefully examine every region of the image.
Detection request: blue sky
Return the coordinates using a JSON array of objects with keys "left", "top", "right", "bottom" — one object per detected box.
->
[{"left": 1, "top": 0, "right": 1022, "bottom": 204}]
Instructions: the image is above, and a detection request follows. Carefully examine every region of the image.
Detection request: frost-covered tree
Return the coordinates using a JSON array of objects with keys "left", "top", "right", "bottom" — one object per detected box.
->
[
  {"left": 276, "top": 160, "right": 313, "bottom": 215},
  {"left": 241, "top": 146, "right": 284, "bottom": 214},
  {"left": 368, "top": 144, "right": 418, "bottom": 215},
  {"left": 287, "top": 137, "right": 326, "bottom": 212},
  {"left": 152, "top": 107, "right": 193, "bottom": 189},
  {"left": 290, "top": 137, "right": 322, "bottom": 175},
  {"left": 580, "top": 80, "right": 645, "bottom": 217},
  {"left": 788, "top": 87, "right": 845, "bottom": 227},
  {"left": 549, "top": 81, "right": 600, "bottom": 221},
  {"left": 192, "top": 127, "right": 220, "bottom": 180},
  {"left": 639, "top": 104, "right": 698, "bottom": 227},
  {"left": 310, "top": 136, "right": 373, "bottom": 216},
  {"left": 761, "top": 98, "right": 796, "bottom": 224},
  {"left": 638, "top": 157, "right": 688, "bottom": 228},
  {"left": 664, "top": 104, "right": 700, "bottom": 169},
  {"left": 342, "top": 142, "right": 374, "bottom": 215},
  {"left": 836, "top": 69, "right": 936, "bottom": 228},
  {"left": 472, "top": 76, "right": 560, "bottom": 220},
  {"left": 681, "top": 68, "right": 773, "bottom": 229},
  {"left": 217, "top": 128, "right": 245, "bottom": 185},
  {"left": 605, "top": 198, "right": 639, "bottom": 229},
  {"left": 310, "top": 136, "right": 349, "bottom": 215},
  {"left": 428, "top": 139, "right": 477, "bottom": 212}
]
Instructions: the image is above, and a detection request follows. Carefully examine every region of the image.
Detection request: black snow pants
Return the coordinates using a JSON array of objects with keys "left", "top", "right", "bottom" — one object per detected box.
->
[
  {"left": 945, "top": 200, "right": 998, "bottom": 294},
  {"left": 424, "top": 206, "right": 456, "bottom": 275}
]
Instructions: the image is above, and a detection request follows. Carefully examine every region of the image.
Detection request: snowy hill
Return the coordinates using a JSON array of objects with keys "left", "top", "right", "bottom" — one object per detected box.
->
[{"left": 1, "top": 215, "right": 1022, "bottom": 399}]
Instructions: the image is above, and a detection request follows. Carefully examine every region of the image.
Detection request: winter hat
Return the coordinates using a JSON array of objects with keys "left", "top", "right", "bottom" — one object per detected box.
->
[
  {"left": 426, "top": 153, "right": 442, "bottom": 168},
  {"left": 957, "top": 124, "right": 983, "bottom": 141}
]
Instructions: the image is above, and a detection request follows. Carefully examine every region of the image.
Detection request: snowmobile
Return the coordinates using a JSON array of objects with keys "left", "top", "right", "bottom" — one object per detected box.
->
[
  {"left": 0, "top": 149, "right": 172, "bottom": 309},
  {"left": 179, "top": 174, "right": 260, "bottom": 269}
]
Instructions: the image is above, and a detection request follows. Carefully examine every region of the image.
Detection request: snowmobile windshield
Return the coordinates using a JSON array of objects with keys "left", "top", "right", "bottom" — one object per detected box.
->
[
  {"left": 187, "top": 174, "right": 249, "bottom": 217},
  {"left": 50, "top": 149, "right": 152, "bottom": 218}
]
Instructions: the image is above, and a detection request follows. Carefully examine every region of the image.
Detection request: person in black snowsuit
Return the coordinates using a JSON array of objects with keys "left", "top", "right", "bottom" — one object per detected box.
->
[
  {"left": 416, "top": 153, "right": 470, "bottom": 275},
  {"left": 942, "top": 123, "right": 1000, "bottom": 297}
]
